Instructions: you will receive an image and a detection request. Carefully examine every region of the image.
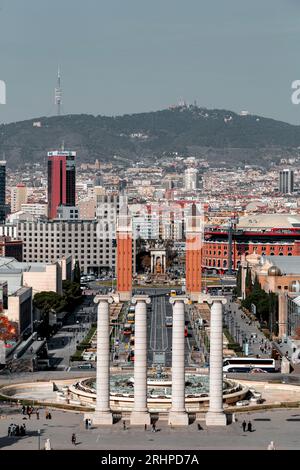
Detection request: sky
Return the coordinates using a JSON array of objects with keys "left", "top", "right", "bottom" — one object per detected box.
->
[{"left": 1, "top": 0, "right": 300, "bottom": 124}]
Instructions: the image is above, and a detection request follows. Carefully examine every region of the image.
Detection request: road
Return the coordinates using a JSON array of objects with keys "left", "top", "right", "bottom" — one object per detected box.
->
[{"left": 146, "top": 294, "right": 196, "bottom": 368}]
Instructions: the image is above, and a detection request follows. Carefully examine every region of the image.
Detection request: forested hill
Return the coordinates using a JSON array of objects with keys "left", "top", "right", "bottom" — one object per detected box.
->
[{"left": 1, "top": 106, "right": 300, "bottom": 167}]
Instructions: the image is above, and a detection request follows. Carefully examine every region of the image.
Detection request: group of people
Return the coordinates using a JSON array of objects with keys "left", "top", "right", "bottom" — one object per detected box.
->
[
  {"left": 259, "top": 339, "right": 271, "bottom": 355},
  {"left": 21, "top": 405, "right": 39, "bottom": 419},
  {"left": 242, "top": 420, "right": 252, "bottom": 432},
  {"left": 8, "top": 423, "right": 26, "bottom": 437}
]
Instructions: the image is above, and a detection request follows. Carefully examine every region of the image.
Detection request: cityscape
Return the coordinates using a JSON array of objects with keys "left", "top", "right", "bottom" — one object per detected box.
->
[{"left": 1, "top": 0, "right": 300, "bottom": 459}]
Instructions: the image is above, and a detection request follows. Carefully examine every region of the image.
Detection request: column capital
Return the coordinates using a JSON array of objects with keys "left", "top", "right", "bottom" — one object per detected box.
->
[
  {"left": 132, "top": 295, "right": 151, "bottom": 305},
  {"left": 169, "top": 295, "right": 190, "bottom": 305},
  {"left": 94, "top": 294, "right": 116, "bottom": 305},
  {"left": 207, "top": 296, "right": 227, "bottom": 306}
]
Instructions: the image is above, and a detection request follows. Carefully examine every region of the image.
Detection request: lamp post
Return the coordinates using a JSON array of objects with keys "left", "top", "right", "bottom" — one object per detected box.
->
[{"left": 37, "top": 429, "right": 41, "bottom": 450}]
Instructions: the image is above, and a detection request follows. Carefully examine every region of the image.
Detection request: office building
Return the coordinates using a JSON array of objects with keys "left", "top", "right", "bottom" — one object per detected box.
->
[
  {"left": 0, "top": 161, "right": 6, "bottom": 222},
  {"left": 47, "top": 150, "right": 76, "bottom": 219},
  {"left": 279, "top": 169, "right": 294, "bottom": 194},
  {"left": 11, "top": 184, "right": 28, "bottom": 213}
]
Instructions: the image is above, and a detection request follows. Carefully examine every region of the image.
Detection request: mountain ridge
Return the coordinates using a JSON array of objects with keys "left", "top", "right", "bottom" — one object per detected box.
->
[{"left": 1, "top": 106, "right": 300, "bottom": 168}]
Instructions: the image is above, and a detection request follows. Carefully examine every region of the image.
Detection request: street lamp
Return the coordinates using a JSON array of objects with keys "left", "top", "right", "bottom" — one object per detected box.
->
[{"left": 37, "top": 429, "right": 41, "bottom": 450}]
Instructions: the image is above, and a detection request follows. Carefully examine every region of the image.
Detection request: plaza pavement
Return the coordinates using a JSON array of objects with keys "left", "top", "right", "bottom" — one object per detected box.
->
[{"left": 1, "top": 405, "right": 300, "bottom": 450}]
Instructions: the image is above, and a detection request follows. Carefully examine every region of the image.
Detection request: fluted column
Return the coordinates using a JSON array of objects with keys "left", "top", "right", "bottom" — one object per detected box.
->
[
  {"left": 130, "top": 295, "right": 151, "bottom": 425},
  {"left": 206, "top": 298, "right": 227, "bottom": 426},
  {"left": 93, "top": 295, "right": 114, "bottom": 425},
  {"left": 168, "top": 296, "right": 189, "bottom": 426}
]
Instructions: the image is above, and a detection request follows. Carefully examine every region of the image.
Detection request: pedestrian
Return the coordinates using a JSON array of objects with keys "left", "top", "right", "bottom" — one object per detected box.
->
[
  {"left": 71, "top": 433, "right": 76, "bottom": 445},
  {"left": 242, "top": 420, "right": 246, "bottom": 432},
  {"left": 247, "top": 421, "right": 252, "bottom": 432},
  {"left": 151, "top": 422, "right": 156, "bottom": 433},
  {"left": 267, "top": 441, "right": 276, "bottom": 450},
  {"left": 123, "top": 420, "right": 126, "bottom": 430},
  {"left": 45, "top": 438, "right": 52, "bottom": 450},
  {"left": 7, "top": 425, "right": 11, "bottom": 437},
  {"left": 85, "top": 418, "right": 89, "bottom": 430},
  {"left": 22, "top": 405, "right": 26, "bottom": 415},
  {"left": 36, "top": 409, "right": 40, "bottom": 420},
  {"left": 144, "top": 424, "right": 147, "bottom": 431}
]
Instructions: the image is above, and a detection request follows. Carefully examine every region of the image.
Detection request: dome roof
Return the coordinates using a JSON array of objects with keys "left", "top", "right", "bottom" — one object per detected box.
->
[{"left": 268, "top": 266, "right": 282, "bottom": 276}]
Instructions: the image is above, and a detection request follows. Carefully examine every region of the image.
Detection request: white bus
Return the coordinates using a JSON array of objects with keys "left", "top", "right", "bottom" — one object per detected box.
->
[{"left": 222, "top": 357, "right": 276, "bottom": 373}]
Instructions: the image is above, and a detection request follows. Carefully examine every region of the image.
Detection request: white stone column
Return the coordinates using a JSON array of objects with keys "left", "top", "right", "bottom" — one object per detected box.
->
[
  {"left": 169, "top": 296, "right": 189, "bottom": 426},
  {"left": 206, "top": 298, "right": 227, "bottom": 426},
  {"left": 130, "top": 295, "right": 151, "bottom": 425},
  {"left": 93, "top": 295, "right": 114, "bottom": 425}
]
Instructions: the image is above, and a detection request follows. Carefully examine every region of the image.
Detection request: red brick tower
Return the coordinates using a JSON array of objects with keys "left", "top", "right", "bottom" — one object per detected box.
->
[
  {"left": 116, "top": 204, "right": 133, "bottom": 301},
  {"left": 185, "top": 203, "right": 203, "bottom": 301}
]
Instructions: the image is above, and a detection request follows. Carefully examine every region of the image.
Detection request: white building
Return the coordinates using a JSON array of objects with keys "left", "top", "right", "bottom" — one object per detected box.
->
[
  {"left": 184, "top": 168, "right": 199, "bottom": 191},
  {"left": 17, "top": 219, "right": 116, "bottom": 275},
  {"left": 20, "top": 203, "right": 48, "bottom": 218}
]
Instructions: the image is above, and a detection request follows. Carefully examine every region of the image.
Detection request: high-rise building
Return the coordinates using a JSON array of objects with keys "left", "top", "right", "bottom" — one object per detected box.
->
[
  {"left": 47, "top": 151, "right": 76, "bottom": 219},
  {"left": 184, "top": 168, "right": 199, "bottom": 191},
  {"left": 0, "top": 161, "right": 6, "bottom": 222},
  {"left": 11, "top": 183, "right": 28, "bottom": 213},
  {"left": 279, "top": 169, "right": 294, "bottom": 194}
]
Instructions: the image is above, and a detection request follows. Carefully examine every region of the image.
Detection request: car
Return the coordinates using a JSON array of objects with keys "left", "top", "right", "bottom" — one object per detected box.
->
[{"left": 78, "top": 363, "right": 94, "bottom": 369}]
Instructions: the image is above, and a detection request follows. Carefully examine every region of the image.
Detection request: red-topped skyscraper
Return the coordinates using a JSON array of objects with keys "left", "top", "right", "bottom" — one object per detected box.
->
[{"left": 47, "top": 150, "right": 76, "bottom": 219}]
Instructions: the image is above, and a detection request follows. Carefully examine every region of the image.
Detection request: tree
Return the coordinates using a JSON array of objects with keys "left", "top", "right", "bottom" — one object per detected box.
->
[
  {"left": 245, "top": 264, "right": 252, "bottom": 296},
  {"left": 235, "top": 265, "right": 242, "bottom": 297},
  {"left": 73, "top": 261, "right": 81, "bottom": 284}
]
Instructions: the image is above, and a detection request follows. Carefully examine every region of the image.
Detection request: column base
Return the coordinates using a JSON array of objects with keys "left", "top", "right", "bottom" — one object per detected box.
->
[
  {"left": 92, "top": 410, "right": 113, "bottom": 426},
  {"left": 130, "top": 411, "right": 151, "bottom": 426},
  {"left": 168, "top": 411, "right": 189, "bottom": 427},
  {"left": 117, "top": 291, "right": 132, "bottom": 301},
  {"left": 205, "top": 411, "right": 227, "bottom": 427}
]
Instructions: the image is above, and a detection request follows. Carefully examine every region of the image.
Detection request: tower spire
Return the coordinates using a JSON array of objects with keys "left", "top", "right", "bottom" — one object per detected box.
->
[{"left": 55, "top": 66, "right": 62, "bottom": 116}]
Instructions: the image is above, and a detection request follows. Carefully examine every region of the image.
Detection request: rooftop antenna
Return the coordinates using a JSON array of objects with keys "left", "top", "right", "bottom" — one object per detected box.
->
[{"left": 55, "top": 66, "right": 62, "bottom": 116}]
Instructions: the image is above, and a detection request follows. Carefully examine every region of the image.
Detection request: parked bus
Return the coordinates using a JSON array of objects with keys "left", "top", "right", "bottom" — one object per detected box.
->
[{"left": 222, "top": 357, "right": 276, "bottom": 373}]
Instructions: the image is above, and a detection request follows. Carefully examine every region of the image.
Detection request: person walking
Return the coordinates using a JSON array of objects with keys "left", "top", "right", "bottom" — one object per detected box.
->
[
  {"left": 71, "top": 433, "right": 76, "bottom": 446},
  {"left": 267, "top": 441, "right": 276, "bottom": 450},
  {"left": 242, "top": 420, "right": 247, "bottom": 432},
  {"left": 36, "top": 409, "right": 40, "bottom": 420},
  {"left": 247, "top": 421, "right": 252, "bottom": 432},
  {"left": 85, "top": 418, "right": 89, "bottom": 430},
  {"left": 45, "top": 438, "right": 52, "bottom": 450},
  {"left": 123, "top": 420, "right": 126, "bottom": 430}
]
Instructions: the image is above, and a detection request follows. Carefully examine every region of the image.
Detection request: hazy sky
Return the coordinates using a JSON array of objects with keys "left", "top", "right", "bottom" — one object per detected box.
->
[{"left": 1, "top": 0, "right": 300, "bottom": 124}]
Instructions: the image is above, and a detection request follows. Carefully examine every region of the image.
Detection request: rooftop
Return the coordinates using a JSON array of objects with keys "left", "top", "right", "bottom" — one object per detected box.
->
[
  {"left": 264, "top": 256, "right": 300, "bottom": 275},
  {"left": 238, "top": 214, "right": 300, "bottom": 229}
]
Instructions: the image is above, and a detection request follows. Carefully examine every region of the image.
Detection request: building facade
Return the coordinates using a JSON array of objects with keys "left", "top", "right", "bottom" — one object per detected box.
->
[
  {"left": 11, "top": 184, "right": 28, "bottom": 213},
  {"left": 0, "top": 161, "right": 6, "bottom": 222},
  {"left": 16, "top": 220, "right": 116, "bottom": 274},
  {"left": 47, "top": 151, "right": 76, "bottom": 219},
  {"left": 279, "top": 169, "right": 294, "bottom": 194},
  {"left": 0, "top": 236, "right": 23, "bottom": 261}
]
